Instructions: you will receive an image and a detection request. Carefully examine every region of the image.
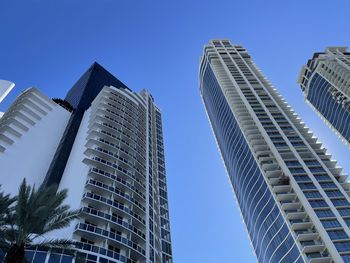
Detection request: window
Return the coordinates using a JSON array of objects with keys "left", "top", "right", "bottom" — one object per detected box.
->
[
  {"left": 304, "top": 191, "right": 322, "bottom": 198},
  {"left": 309, "top": 167, "right": 326, "bottom": 173},
  {"left": 285, "top": 161, "right": 301, "bottom": 167},
  {"left": 335, "top": 242, "right": 350, "bottom": 252},
  {"left": 81, "top": 238, "right": 94, "bottom": 245},
  {"left": 315, "top": 209, "right": 335, "bottom": 218},
  {"left": 321, "top": 219, "right": 341, "bottom": 228},
  {"left": 314, "top": 174, "right": 332, "bottom": 181},
  {"left": 338, "top": 208, "right": 350, "bottom": 217},
  {"left": 320, "top": 182, "right": 337, "bottom": 189},
  {"left": 332, "top": 199, "right": 350, "bottom": 207},
  {"left": 298, "top": 183, "right": 316, "bottom": 190},
  {"left": 309, "top": 200, "right": 328, "bottom": 208},
  {"left": 289, "top": 167, "right": 306, "bottom": 174},
  {"left": 108, "top": 245, "right": 121, "bottom": 253},
  {"left": 327, "top": 230, "right": 349, "bottom": 240},
  {"left": 294, "top": 175, "right": 312, "bottom": 182}
]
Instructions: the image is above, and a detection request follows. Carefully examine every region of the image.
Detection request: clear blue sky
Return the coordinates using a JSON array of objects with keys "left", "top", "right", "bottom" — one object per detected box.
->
[{"left": 1, "top": 1, "right": 350, "bottom": 262}]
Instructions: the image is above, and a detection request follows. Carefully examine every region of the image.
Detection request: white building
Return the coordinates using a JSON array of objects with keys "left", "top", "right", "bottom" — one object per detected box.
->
[
  {"left": 0, "top": 79, "right": 15, "bottom": 103},
  {"left": 0, "top": 63, "right": 173, "bottom": 263}
]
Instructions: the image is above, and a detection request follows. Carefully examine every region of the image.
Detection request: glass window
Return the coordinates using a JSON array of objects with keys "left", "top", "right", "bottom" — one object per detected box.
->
[
  {"left": 61, "top": 255, "right": 73, "bottom": 263},
  {"left": 309, "top": 200, "right": 328, "bottom": 208},
  {"left": 315, "top": 209, "right": 335, "bottom": 218},
  {"left": 294, "top": 175, "right": 312, "bottom": 182},
  {"left": 335, "top": 242, "right": 350, "bottom": 252},
  {"left": 33, "top": 252, "right": 47, "bottom": 263},
  {"left": 48, "top": 254, "right": 61, "bottom": 263},
  {"left": 339, "top": 208, "right": 350, "bottom": 216},
  {"left": 304, "top": 191, "right": 322, "bottom": 198},
  {"left": 24, "top": 251, "right": 35, "bottom": 262},
  {"left": 327, "top": 230, "right": 349, "bottom": 240},
  {"left": 289, "top": 167, "right": 306, "bottom": 174},
  {"left": 332, "top": 199, "right": 350, "bottom": 207},
  {"left": 321, "top": 219, "right": 341, "bottom": 228},
  {"left": 320, "top": 182, "right": 337, "bottom": 189},
  {"left": 298, "top": 183, "right": 316, "bottom": 190},
  {"left": 326, "top": 190, "right": 344, "bottom": 198},
  {"left": 341, "top": 254, "right": 350, "bottom": 263}
]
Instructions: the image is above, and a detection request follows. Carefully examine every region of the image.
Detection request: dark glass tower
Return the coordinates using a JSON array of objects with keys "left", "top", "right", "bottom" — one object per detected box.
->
[
  {"left": 298, "top": 47, "right": 350, "bottom": 147},
  {"left": 45, "top": 62, "right": 130, "bottom": 186},
  {"left": 200, "top": 40, "right": 350, "bottom": 263}
]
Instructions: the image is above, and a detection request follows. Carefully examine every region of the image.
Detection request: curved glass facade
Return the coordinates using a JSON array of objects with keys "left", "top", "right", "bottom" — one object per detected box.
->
[
  {"left": 298, "top": 47, "right": 350, "bottom": 147},
  {"left": 200, "top": 40, "right": 350, "bottom": 263},
  {"left": 307, "top": 73, "right": 350, "bottom": 144},
  {"left": 201, "top": 61, "right": 304, "bottom": 263}
]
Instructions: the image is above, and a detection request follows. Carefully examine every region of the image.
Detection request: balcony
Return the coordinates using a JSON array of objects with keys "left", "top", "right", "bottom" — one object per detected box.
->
[
  {"left": 273, "top": 185, "right": 291, "bottom": 194},
  {"left": 281, "top": 202, "right": 301, "bottom": 211},
  {"left": 75, "top": 223, "right": 145, "bottom": 259},
  {"left": 82, "top": 207, "right": 146, "bottom": 243},
  {"left": 84, "top": 157, "right": 145, "bottom": 190},
  {"left": 296, "top": 231, "right": 319, "bottom": 241},
  {"left": 85, "top": 179, "right": 146, "bottom": 214},
  {"left": 291, "top": 221, "right": 313, "bottom": 231},
  {"left": 88, "top": 168, "right": 146, "bottom": 202},
  {"left": 286, "top": 211, "right": 306, "bottom": 220},
  {"left": 82, "top": 192, "right": 146, "bottom": 227},
  {"left": 277, "top": 193, "right": 296, "bottom": 202}
]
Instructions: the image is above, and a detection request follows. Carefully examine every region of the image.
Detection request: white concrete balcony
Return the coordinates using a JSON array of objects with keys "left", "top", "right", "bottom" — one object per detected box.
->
[
  {"left": 281, "top": 202, "right": 302, "bottom": 211},
  {"left": 277, "top": 193, "right": 296, "bottom": 202},
  {"left": 291, "top": 221, "right": 313, "bottom": 231},
  {"left": 286, "top": 211, "right": 307, "bottom": 220},
  {"left": 88, "top": 168, "right": 146, "bottom": 202},
  {"left": 297, "top": 232, "right": 319, "bottom": 242},
  {"left": 273, "top": 185, "right": 291, "bottom": 194},
  {"left": 84, "top": 157, "right": 146, "bottom": 190},
  {"left": 82, "top": 207, "right": 146, "bottom": 244},
  {"left": 308, "top": 256, "right": 333, "bottom": 263},
  {"left": 74, "top": 223, "right": 145, "bottom": 260}
]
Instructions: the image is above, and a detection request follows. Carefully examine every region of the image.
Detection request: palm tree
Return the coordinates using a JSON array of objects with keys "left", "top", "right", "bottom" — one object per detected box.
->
[
  {"left": 0, "top": 179, "right": 81, "bottom": 263},
  {"left": 0, "top": 188, "right": 16, "bottom": 253}
]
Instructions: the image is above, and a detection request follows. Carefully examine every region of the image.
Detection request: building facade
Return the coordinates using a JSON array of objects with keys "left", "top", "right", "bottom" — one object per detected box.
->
[
  {"left": 0, "top": 63, "right": 172, "bottom": 263},
  {"left": 200, "top": 40, "right": 350, "bottom": 263},
  {"left": 0, "top": 79, "right": 15, "bottom": 103},
  {"left": 298, "top": 47, "right": 350, "bottom": 146}
]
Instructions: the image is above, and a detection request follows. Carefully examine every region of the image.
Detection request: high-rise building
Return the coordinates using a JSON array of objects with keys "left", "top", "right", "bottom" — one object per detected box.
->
[
  {"left": 0, "top": 63, "right": 172, "bottom": 263},
  {"left": 298, "top": 47, "right": 350, "bottom": 146},
  {"left": 0, "top": 79, "right": 15, "bottom": 103},
  {"left": 200, "top": 40, "right": 350, "bottom": 263}
]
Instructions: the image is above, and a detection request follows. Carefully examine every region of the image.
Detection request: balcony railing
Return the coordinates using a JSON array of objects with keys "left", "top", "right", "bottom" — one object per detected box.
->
[
  {"left": 82, "top": 207, "right": 146, "bottom": 240},
  {"left": 83, "top": 192, "right": 145, "bottom": 225},
  {"left": 75, "top": 223, "right": 145, "bottom": 256}
]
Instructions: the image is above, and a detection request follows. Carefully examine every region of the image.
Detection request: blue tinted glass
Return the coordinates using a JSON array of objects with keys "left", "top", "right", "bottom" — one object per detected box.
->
[
  {"left": 48, "top": 253, "right": 61, "bottom": 263},
  {"left": 307, "top": 73, "right": 350, "bottom": 144},
  {"left": 25, "top": 251, "right": 35, "bottom": 262},
  {"left": 61, "top": 255, "right": 73, "bottom": 263},
  {"left": 34, "top": 252, "right": 47, "bottom": 263}
]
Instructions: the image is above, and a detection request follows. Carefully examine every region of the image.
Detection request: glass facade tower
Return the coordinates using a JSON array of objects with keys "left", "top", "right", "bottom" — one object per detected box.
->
[
  {"left": 200, "top": 40, "right": 350, "bottom": 263},
  {"left": 298, "top": 47, "right": 350, "bottom": 147}
]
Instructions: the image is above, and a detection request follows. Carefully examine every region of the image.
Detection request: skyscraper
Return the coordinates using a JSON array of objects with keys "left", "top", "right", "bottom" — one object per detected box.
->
[
  {"left": 0, "top": 79, "right": 15, "bottom": 103},
  {"left": 0, "top": 63, "right": 172, "bottom": 263},
  {"left": 200, "top": 40, "right": 350, "bottom": 263},
  {"left": 298, "top": 47, "right": 350, "bottom": 146}
]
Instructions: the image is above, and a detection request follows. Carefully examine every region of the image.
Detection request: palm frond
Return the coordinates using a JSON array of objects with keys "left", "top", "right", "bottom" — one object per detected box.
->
[
  {"left": 42, "top": 209, "right": 81, "bottom": 234},
  {"left": 32, "top": 238, "right": 77, "bottom": 249}
]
